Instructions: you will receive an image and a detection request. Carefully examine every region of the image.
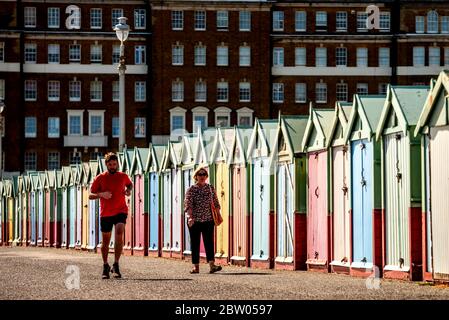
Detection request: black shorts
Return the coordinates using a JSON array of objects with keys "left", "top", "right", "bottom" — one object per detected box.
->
[{"left": 100, "top": 213, "right": 127, "bottom": 233}]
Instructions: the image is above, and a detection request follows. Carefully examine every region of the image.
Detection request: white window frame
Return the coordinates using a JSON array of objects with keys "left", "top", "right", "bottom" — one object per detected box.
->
[
  {"left": 444, "top": 47, "right": 449, "bottom": 66},
  {"left": 135, "top": 45, "right": 146, "bottom": 65},
  {"left": 217, "top": 46, "right": 229, "bottom": 66},
  {"left": 357, "top": 12, "right": 368, "bottom": 31},
  {"left": 272, "top": 83, "right": 284, "bottom": 103},
  {"left": 112, "top": 45, "right": 120, "bottom": 64},
  {"left": 47, "top": 152, "right": 60, "bottom": 170},
  {"left": 273, "top": 11, "right": 284, "bottom": 31},
  {"left": 90, "top": 80, "right": 102, "bottom": 102},
  {"left": 295, "top": 11, "right": 306, "bottom": 32},
  {"left": 336, "top": 47, "right": 347, "bottom": 66},
  {"left": 239, "top": 11, "right": 251, "bottom": 31},
  {"left": 69, "top": 80, "right": 81, "bottom": 102},
  {"left": 25, "top": 117, "right": 37, "bottom": 138},
  {"left": 379, "top": 12, "right": 391, "bottom": 31},
  {"left": 47, "top": 81, "right": 60, "bottom": 101},
  {"left": 316, "top": 47, "right": 327, "bottom": 67},
  {"left": 47, "top": 117, "right": 60, "bottom": 138},
  {"left": 135, "top": 81, "right": 146, "bottom": 102},
  {"left": 239, "top": 46, "right": 251, "bottom": 67},
  {"left": 379, "top": 47, "right": 390, "bottom": 67},
  {"left": 429, "top": 47, "right": 440, "bottom": 66},
  {"left": 239, "top": 82, "right": 251, "bottom": 102},
  {"left": 295, "top": 83, "right": 307, "bottom": 103},
  {"left": 217, "top": 82, "right": 229, "bottom": 102},
  {"left": 24, "top": 152, "right": 37, "bottom": 171},
  {"left": 379, "top": 83, "right": 388, "bottom": 95},
  {"left": 336, "top": 83, "right": 348, "bottom": 102},
  {"left": 316, "top": 11, "right": 327, "bottom": 28},
  {"left": 48, "top": 7, "right": 60, "bottom": 28},
  {"left": 217, "top": 11, "right": 229, "bottom": 30},
  {"left": 112, "top": 9, "right": 124, "bottom": 29},
  {"left": 413, "top": 47, "right": 425, "bottom": 66},
  {"left": 67, "top": 110, "right": 84, "bottom": 136},
  {"left": 273, "top": 47, "right": 284, "bottom": 67},
  {"left": 194, "top": 45, "right": 206, "bottom": 66},
  {"left": 90, "top": 44, "right": 102, "bottom": 63},
  {"left": 69, "top": 151, "right": 82, "bottom": 165},
  {"left": 69, "top": 44, "right": 81, "bottom": 63},
  {"left": 316, "top": 83, "right": 327, "bottom": 103},
  {"left": 357, "top": 48, "right": 368, "bottom": 67},
  {"left": 172, "top": 45, "right": 184, "bottom": 66},
  {"left": 169, "top": 107, "right": 187, "bottom": 134},
  {"left": 134, "top": 9, "right": 146, "bottom": 29},
  {"left": 236, "top": 107, "right": 253, "bottom": 126},
  {"left": 24, "top": 7, "right": 36, "bottom": 28},
  {"left": 214, "top": 107, "right": 231, "bottom": 128},
  {"left": 416, "top": 16, "right": 425, "bottom": 33},
  {"left": 112, "top": 117, "right": 119, "bottom": 138},
  {"left": 24, "top": 43, "right": 37, "bottom": 63},
  {"left": 195, "top": 80, "right": 207, "bottom": 102},
  {"left": 88, "top": 110, "right": 105, "bottom": 136},
  {"left": 192, "top": 106, "right": 209, "bottom": 131},
  {"left": 172, "top": 80, "right": 184, "bottom": 102},
  {"left": 24, "top": 80, "right": 37, "bottom": 101},
  {"left": 112, "top": 81, "right": 119, "bottom": 102},
  {"left": 90, "top": 8, "right": 102, "bottom": 29},
  {"left": 336, "top": 11, "right": 347, "bottom": 31},
  {"left": 48, "top": 44, "right": 60, "bottom": 64},
  {"left": 134, "top": 117, "right": 147, "bottom": 138},
  {"left": 357, "top": 83, "right": 369, "bottom": 96},
  {"left": 295, "top": 47, "right": 306, "bottom": 66},
  {"left": 172, "top": 11, "right": 184, "bottom": 30},
  {"left": 194, "top": 10, "right": 206, "bottom": 31},
  {"left": 427, "top": 10, "right": 438, "bottom": 34},
  {"left": 442, "top": 16, "right": 449, "bottom": 34}
]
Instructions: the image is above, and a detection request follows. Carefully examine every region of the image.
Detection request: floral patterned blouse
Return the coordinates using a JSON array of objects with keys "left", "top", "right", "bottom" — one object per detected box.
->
[{"left": 184, "top": 183, "right": 221, "bottom": 223}]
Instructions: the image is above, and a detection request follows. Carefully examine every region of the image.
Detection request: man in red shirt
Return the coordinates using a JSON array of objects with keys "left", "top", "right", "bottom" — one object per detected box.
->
[{"left": 90, "top": 152, "right": 133, "bottom": 279}]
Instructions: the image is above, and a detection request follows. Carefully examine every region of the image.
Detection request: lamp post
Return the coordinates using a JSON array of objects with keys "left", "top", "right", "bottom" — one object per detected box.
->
[
  {"left": 0, "top": 101, "right": 4, "bottom": 179},
  {"left": 114, "top": 17, "right": 130, "bottom": 152}
]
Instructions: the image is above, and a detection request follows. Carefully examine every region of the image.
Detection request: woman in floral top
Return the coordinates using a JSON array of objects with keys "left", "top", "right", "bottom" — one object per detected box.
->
[{"left": 184, "top": 166, "right": 223, "bottom": 274}]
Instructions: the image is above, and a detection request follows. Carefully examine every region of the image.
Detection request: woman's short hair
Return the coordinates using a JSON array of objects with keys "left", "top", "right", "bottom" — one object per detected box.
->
[
  {"left": 193, "top": 166, "right": 208, "bottom": 182},
  {"left": 104, "top": 152, "right": 118, "bottom": 163}
]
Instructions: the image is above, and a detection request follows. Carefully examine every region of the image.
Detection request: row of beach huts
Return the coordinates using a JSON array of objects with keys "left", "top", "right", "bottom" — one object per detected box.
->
[{"left": 1, "top": 70, "right": 449, "bottom": 282}]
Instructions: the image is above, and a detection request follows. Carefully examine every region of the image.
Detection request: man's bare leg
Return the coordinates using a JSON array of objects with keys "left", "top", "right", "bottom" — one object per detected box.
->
[{"left": 101, "top": 232, "right": 111, "bottom": 264}]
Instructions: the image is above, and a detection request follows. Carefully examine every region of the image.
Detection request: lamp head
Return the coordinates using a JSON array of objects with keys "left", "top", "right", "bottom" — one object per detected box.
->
[
  {"left": 0, "top": 101, "right": 5, "bottom": 114},
  {"left": 114, "top": 17, "right": 130, "bottom": 43}
]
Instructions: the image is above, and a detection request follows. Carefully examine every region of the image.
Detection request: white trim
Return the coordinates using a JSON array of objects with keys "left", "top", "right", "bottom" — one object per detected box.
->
[
  {"left": 236, "top": 107, "right": 253, "bottom": 126},
  {"left": 67, "top": 110, "right": 84, "bottom": 136},
  {"left": 215, "top": 107, "right": 231, "bottom": 127},
  {"left": 22, "top": 64, "right": 148, "bottom": 74},
  {"left": 192, "top": 106, "right": 209, "bottom": 131},
  {"left": 88, "top": 110, "right": 105, "bottom": 136},
  {"left": 272, "top": 66, "right": 392, "bottom": 76},
  {"left": 397, "top": 66, "right": 446, "bottom": 76},
  {"left": 169, "top": 107, "right": 187, "bottom": 137}
]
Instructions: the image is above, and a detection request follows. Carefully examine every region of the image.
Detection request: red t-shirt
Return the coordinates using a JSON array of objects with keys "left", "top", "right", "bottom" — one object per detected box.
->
[{"left": 90, "top": 171, "right": 133, "bottom": 217}]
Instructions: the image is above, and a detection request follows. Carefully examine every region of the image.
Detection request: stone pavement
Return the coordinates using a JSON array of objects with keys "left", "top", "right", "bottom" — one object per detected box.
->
[{"left": 1, "top": 247, "right": 449, "bottom": 300}]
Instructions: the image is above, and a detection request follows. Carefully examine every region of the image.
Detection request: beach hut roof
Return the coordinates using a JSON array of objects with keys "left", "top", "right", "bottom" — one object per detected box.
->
[
  {"left": 302, "top": 105, "right": 335, "bottom": 152},
  {"left": 247, "top": 118, "right": 279, "bottom": 158},
  {"left": 326, "top": 102, "right": 353, "bottom": 148},
  {"left": 414, "top": 70, "right": 449, "bottom": 136},
  {"left": 343, "top": 94, "right": 386, "bottom": 143},
  {"left": 376, "top": 84, "right": 430, "bottom": 140}
]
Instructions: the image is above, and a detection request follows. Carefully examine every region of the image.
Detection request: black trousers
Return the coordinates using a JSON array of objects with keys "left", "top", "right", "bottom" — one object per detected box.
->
[{"left": 188, "top": 220, "right": 215, "bottom": 264}]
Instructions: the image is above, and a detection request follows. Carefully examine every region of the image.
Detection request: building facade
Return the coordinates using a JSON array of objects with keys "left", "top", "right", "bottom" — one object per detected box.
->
[{"left": 0, "top": 0, "right": 448, "bottom": 172}]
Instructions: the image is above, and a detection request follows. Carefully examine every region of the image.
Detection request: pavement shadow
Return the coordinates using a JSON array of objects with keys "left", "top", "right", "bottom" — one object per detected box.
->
[
  {"left": 213, "top": 272, "right": 272, "bottom": 275},
  {"left": 114, "top": 278, "right": 194, "bottom": 281}
]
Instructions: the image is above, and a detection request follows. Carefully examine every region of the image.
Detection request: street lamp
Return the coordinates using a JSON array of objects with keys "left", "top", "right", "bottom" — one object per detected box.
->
[
  {"left": 0, "top": 101, "right": 4, "bottom": 178},
  {"left": 114, "top": 17, "right": 130, "bottom": 152}
]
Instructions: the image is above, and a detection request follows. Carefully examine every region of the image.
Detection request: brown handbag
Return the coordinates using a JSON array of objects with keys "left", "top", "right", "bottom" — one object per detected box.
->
[{"left": 209, "top": 185, "right": 223, "bottom": 226}]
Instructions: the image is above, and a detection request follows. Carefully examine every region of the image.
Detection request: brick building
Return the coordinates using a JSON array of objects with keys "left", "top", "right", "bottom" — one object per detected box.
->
[
  {"left": 150, "top": 0, "right": 272, "bottom": 142},
  {"left": 0, "top": 0, "right": 448, "bottom": 172},
  {"left": 0, "top": 0, "right": 151, "bottom": 172}
]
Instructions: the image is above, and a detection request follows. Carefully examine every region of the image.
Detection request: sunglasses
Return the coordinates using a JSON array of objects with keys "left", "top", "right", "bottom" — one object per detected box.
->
[{"left": 197, "top": 172, "right": 207, "bottom": 177}]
